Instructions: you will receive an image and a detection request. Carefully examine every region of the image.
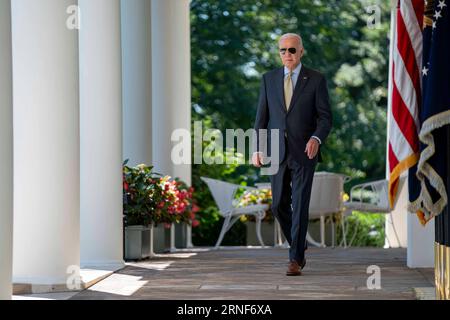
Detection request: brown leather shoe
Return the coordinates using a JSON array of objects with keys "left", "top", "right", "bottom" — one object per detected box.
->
[{"left": 286, "top": 260, "right": 302, "bottom": 276}]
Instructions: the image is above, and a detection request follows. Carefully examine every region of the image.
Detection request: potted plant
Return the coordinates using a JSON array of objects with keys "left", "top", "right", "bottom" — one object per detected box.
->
[
  {"left": 123, "top": 161, "right": 162, "bottom": 259},
  {"left": 154, "top": 176, "right": 200, "bottom": 250},
  {"left": 172, "top": 178, "right": 200, "bottom": 248},
  {"left": 123, "top": 161, "right": 200, "bottom": 259}
]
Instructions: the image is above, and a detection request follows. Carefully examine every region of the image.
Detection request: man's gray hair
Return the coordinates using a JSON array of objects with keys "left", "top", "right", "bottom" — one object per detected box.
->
[{"left": 279, "top": 33, "right": 304, "bottom": 49}]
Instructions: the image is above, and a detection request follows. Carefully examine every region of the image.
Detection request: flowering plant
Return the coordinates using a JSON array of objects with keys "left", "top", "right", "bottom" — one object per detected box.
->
[
  {"left": 153, "top": 175, "right": 200, "bottom": 228},
  {"left": 123, "top": 163, "right": 161, "bottom": 227},
  {"left": 237, "top": 188, "right": 273, "bottom": 222},
  {"left": 123, "top": 161, "right": 200, "bottom": 228}
]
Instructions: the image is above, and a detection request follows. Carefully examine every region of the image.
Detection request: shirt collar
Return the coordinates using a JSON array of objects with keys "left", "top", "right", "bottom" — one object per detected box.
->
[{"left": 284, "top": 62, "right": 302, "bottom": 76}]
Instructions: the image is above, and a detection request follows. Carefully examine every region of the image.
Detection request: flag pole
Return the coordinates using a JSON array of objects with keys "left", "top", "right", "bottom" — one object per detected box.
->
[
  {"left": 433, "top": 78, "right": 450, "bottom": 301},
  {"left": 436, "top": 159, "right": 444, "bottom": 300},
  {"left": 445, "top": 125, "right": 450, "bottom": 299},
  {"left": 436, "top": 184, "right": 442, "bottom": 298}
]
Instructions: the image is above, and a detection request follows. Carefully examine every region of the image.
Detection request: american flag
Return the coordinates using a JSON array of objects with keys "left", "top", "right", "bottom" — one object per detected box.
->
[
  {"left": 409, "top": 0, "right": 450, "bottom": 223},
  {"left": 388, "top": 0, "right": 423, "bottom": 218}
]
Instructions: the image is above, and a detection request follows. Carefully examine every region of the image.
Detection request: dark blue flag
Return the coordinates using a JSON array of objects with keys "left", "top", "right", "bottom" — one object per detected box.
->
[{"left": 409, "top": 0, "right": 450, "bottom": 223}]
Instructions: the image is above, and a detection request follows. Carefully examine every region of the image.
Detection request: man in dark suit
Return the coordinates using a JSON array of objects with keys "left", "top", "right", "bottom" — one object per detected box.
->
[{"left": 252, "top": 33, "right": 332, "bottom": 276}]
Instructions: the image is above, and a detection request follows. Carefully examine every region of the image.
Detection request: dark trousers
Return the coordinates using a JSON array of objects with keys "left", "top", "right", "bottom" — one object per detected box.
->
[{"left": 270, "top": 144, "right": 316, "bottom": 264}]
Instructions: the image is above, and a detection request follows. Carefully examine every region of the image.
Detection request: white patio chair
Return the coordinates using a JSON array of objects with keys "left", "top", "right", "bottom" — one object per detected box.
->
[
  {"left": 308, "top": 172, "right": 350, "bottom": 248},
  {"left": 201, "top": 177, "right": 269, "bottom": 249},
  {"left": 342, "top": 177, "right": 404, "bottom": 247}
]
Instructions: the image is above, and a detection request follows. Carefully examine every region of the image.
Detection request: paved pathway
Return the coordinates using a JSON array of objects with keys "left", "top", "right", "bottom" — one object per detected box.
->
[{"left": 71, "top": 247, "right": 434, "bottom": 300}]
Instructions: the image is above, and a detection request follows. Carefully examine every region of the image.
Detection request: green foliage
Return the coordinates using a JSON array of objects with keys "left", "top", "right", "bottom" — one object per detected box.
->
[
  {"left": 337, "top": 212, "right": 386, "bottom": 247},
  {"left": 123, "top": 163, "right": 161, "bottom": 227},
  {"left": 191, "top": 0, "right": 391, "bottom": 246},
  {"left": 123, "top": 163, "right": 198, "bottom": 228}
]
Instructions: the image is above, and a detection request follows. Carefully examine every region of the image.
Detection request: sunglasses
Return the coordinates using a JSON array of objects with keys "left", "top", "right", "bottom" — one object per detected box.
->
[{"left": 279, "top": 47, "right": 297, "bottom": 55}]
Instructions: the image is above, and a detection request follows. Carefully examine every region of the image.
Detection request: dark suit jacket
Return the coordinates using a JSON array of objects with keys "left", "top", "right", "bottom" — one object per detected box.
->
[{"left": 254, "top": 65, "right": 332, "bottom": 166}]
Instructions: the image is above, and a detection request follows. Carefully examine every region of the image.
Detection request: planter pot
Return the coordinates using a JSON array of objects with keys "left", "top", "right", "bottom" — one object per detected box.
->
[
  {"left": 124, "top": 225, "right": 151, "bottom": 260},
  {"left": 175, "top": 223, "right": 188, "bottom": 248},
  {"left": 246, "top": 221, "right": 277, "bottom": 246},
  {"left": 152, "top": 223, "right": 168, "bottom": 253}
]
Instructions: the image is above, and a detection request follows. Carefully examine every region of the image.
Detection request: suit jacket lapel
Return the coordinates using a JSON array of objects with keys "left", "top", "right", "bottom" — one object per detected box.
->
[
  {"left": 287, "top": 66, "right": 309, "bottom": 114},
  {"left": 275, "top": 67, "right": 287, "bottom": 113}
]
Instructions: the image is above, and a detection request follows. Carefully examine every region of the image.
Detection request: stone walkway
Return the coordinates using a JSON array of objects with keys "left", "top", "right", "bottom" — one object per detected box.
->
[{"left": 70, "top": 247, "right": 434, "bottom": 300}]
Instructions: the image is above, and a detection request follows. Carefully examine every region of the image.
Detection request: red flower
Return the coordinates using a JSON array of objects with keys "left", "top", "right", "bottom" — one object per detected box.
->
[
  {"left": 177, "top": 203, "right": 186, "bottom": 213},
  {"left": 192, "top": 220, "right": 200, "bottom": 227}
]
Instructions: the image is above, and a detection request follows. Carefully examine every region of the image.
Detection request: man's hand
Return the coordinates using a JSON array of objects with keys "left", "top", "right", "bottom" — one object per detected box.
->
[
  {"left": 252, "top": 152, "right": 264, "bottom": 167},
  {"left": 305, "top": 138, "right": 319, "bottom": 159}
]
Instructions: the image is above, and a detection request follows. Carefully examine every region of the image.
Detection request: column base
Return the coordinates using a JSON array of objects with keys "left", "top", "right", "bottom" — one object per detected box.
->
[
  {"left": 13, "top": 282, "right": 78, "bottom": 295},
  {"left": 13, "top": 262, "right": 124, "bottom": 295}
]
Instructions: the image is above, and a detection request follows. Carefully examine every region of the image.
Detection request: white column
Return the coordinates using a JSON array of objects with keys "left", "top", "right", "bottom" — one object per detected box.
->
[
  {"left": 405, "top": 170, "right": 435, "bottom": 268},
  {"left": 0, "top": 0, "right": 13, "bottom": 300},
  {"left": 385, "top": 177, "right": 408, "bottom": 248},
  {"left": 152, "top": 0, "right": 192, "bottom": 249},
  {"left": 79, "top": 0, "right": 124, "bottom": 270},
  {"left": 407, "top": 208, "right": 435, "bottom": 267},
  {"left": 12, "top": 0, "right": 80, "bottom": 289},
  {"left": 388, "top": 175, "right": 434, "bottom": 267},
  {"left": 121, "top": 0, "right": 152, "bottom": 167},
  {"left": 151, "top": 0, "right": 191, "bottom": 185}
]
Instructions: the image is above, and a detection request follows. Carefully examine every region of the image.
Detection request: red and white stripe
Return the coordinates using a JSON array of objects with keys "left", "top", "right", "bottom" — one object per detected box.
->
[{"left": 388, "top": 0, "right": 423, "bottom": 208}]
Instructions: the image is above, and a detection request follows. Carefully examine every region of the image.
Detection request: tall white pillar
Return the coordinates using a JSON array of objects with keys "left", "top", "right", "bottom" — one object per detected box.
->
[
  {"left": 121, "top": 0, "right": 152, "bottom": 167},
  {"left": 152, "top": 0, "right": 192, "bottom": 250},
  {"left": 79, "top": 0, "right": 124, "bottom": 270},
  {"left": 385, "top": 177, "right": 408, "bottom": 248},
  {"left": 0, "top": 0, "right": 13, "bottom": 300},
  {"left": 387, "top": 176, "right": 434, "bottom": 267},
  {"left": 12, "top": 0, "right": 80, "bottom": 290},
  {"left": 407, "top": 208, "right": 435, "bottom": 268},
  {"left": 151, "top": 0, "right": 191, "bottom": 185}
]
